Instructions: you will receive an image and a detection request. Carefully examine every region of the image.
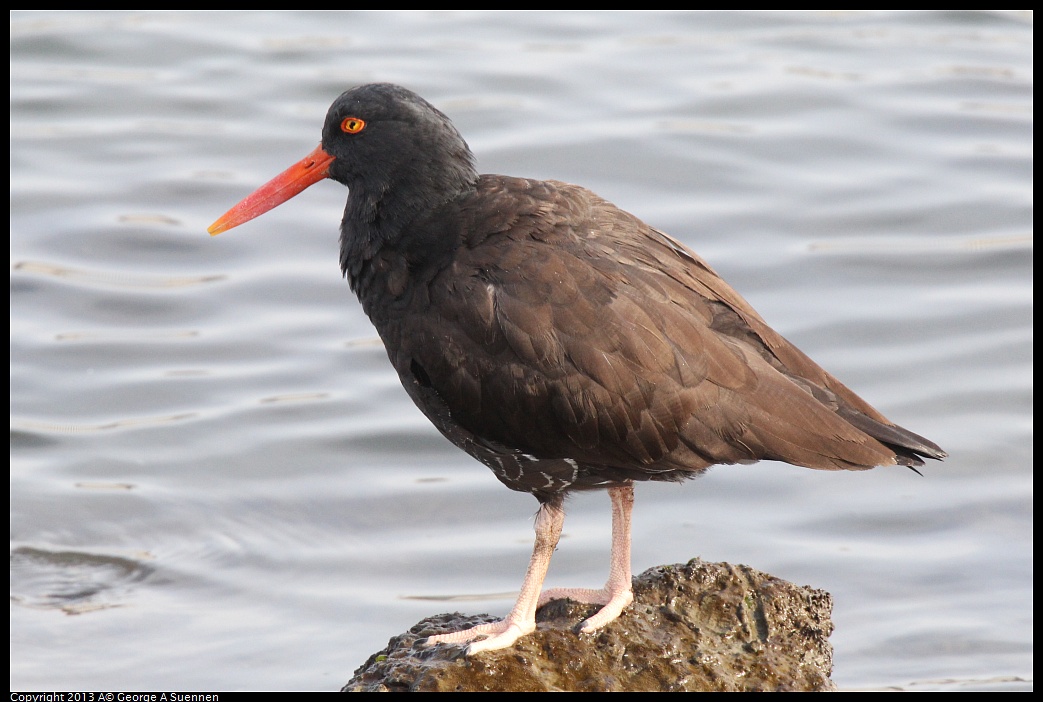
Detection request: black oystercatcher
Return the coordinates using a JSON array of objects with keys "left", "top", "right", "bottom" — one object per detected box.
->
[{"left": 209, "top": 83, "right": 946, "bottom": 654}]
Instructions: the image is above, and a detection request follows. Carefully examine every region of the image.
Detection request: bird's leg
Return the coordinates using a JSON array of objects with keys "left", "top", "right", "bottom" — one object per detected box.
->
[
  {"left": 537, "top": 483, "right": 635, "bottom": 633},
  {"left": 424, "top": 496, "right": 565, "bottom": 654}
]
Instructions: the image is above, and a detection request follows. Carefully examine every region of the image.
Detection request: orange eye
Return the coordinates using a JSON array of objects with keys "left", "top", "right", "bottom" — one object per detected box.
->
[{"left": 340, "top": 117, "right": 366, "bottom": 134}]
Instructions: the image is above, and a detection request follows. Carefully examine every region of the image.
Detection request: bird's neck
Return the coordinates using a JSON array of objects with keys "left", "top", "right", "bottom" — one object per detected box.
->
[{"left": 339, "top": 159, "right": 477, "bottom": 300}]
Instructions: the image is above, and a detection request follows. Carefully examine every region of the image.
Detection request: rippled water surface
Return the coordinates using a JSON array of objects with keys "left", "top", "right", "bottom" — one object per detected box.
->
[{"left": 10, "top": 10, "right": 1032, "bottom": 692}]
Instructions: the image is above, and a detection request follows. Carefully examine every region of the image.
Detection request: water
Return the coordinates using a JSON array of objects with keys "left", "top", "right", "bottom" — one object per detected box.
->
[{"left": 10, "top": 10, "right": 1032, "bottom": 692}]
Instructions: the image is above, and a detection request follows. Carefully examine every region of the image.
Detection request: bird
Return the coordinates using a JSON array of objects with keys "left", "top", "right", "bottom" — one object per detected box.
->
[{"left": 209, "top": 83, "right": 946, "bottom": 655}]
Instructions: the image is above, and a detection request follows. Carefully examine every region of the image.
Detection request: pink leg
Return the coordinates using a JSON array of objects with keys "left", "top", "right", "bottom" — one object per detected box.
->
[
  {"left": 424, "top": 496, "right": 566, "bottom": 654},
  {"left": 537, "top": 484, "right": 634, "bottom": 633}
]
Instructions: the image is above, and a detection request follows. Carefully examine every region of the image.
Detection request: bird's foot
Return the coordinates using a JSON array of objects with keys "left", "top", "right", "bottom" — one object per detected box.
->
[
  {"left": 424, "top": 615, "right": 536, "bottom": 655},
  {"left": 538, "top": 584, "right": 634, "bottom": 633}
]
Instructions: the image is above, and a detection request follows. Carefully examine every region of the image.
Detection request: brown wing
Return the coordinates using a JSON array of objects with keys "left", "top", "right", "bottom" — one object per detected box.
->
[
  {"left": 373, "top": 175, "right": 944, "bottom": 484},
  {"left": 630, "top": 224, "right": 945, "bottom": 467}
]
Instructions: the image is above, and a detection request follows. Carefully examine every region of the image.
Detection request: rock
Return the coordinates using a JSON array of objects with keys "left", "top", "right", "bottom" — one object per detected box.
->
[{"left": 343, "top": 559, "right": 836, "bottom": 692}]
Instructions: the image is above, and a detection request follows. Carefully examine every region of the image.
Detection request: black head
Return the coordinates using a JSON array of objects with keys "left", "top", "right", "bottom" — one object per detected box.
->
[
  {"left": 208, "top": 83, "right": 478, "bottom": 238},
  {"left": 321, "top": 83, "right": 478, "bottom": 206}
]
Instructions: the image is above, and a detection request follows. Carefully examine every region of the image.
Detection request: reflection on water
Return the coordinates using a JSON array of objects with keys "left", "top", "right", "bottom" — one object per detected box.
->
[{"left": 11, "top": 547, "right": 156, "bottom": 615}]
